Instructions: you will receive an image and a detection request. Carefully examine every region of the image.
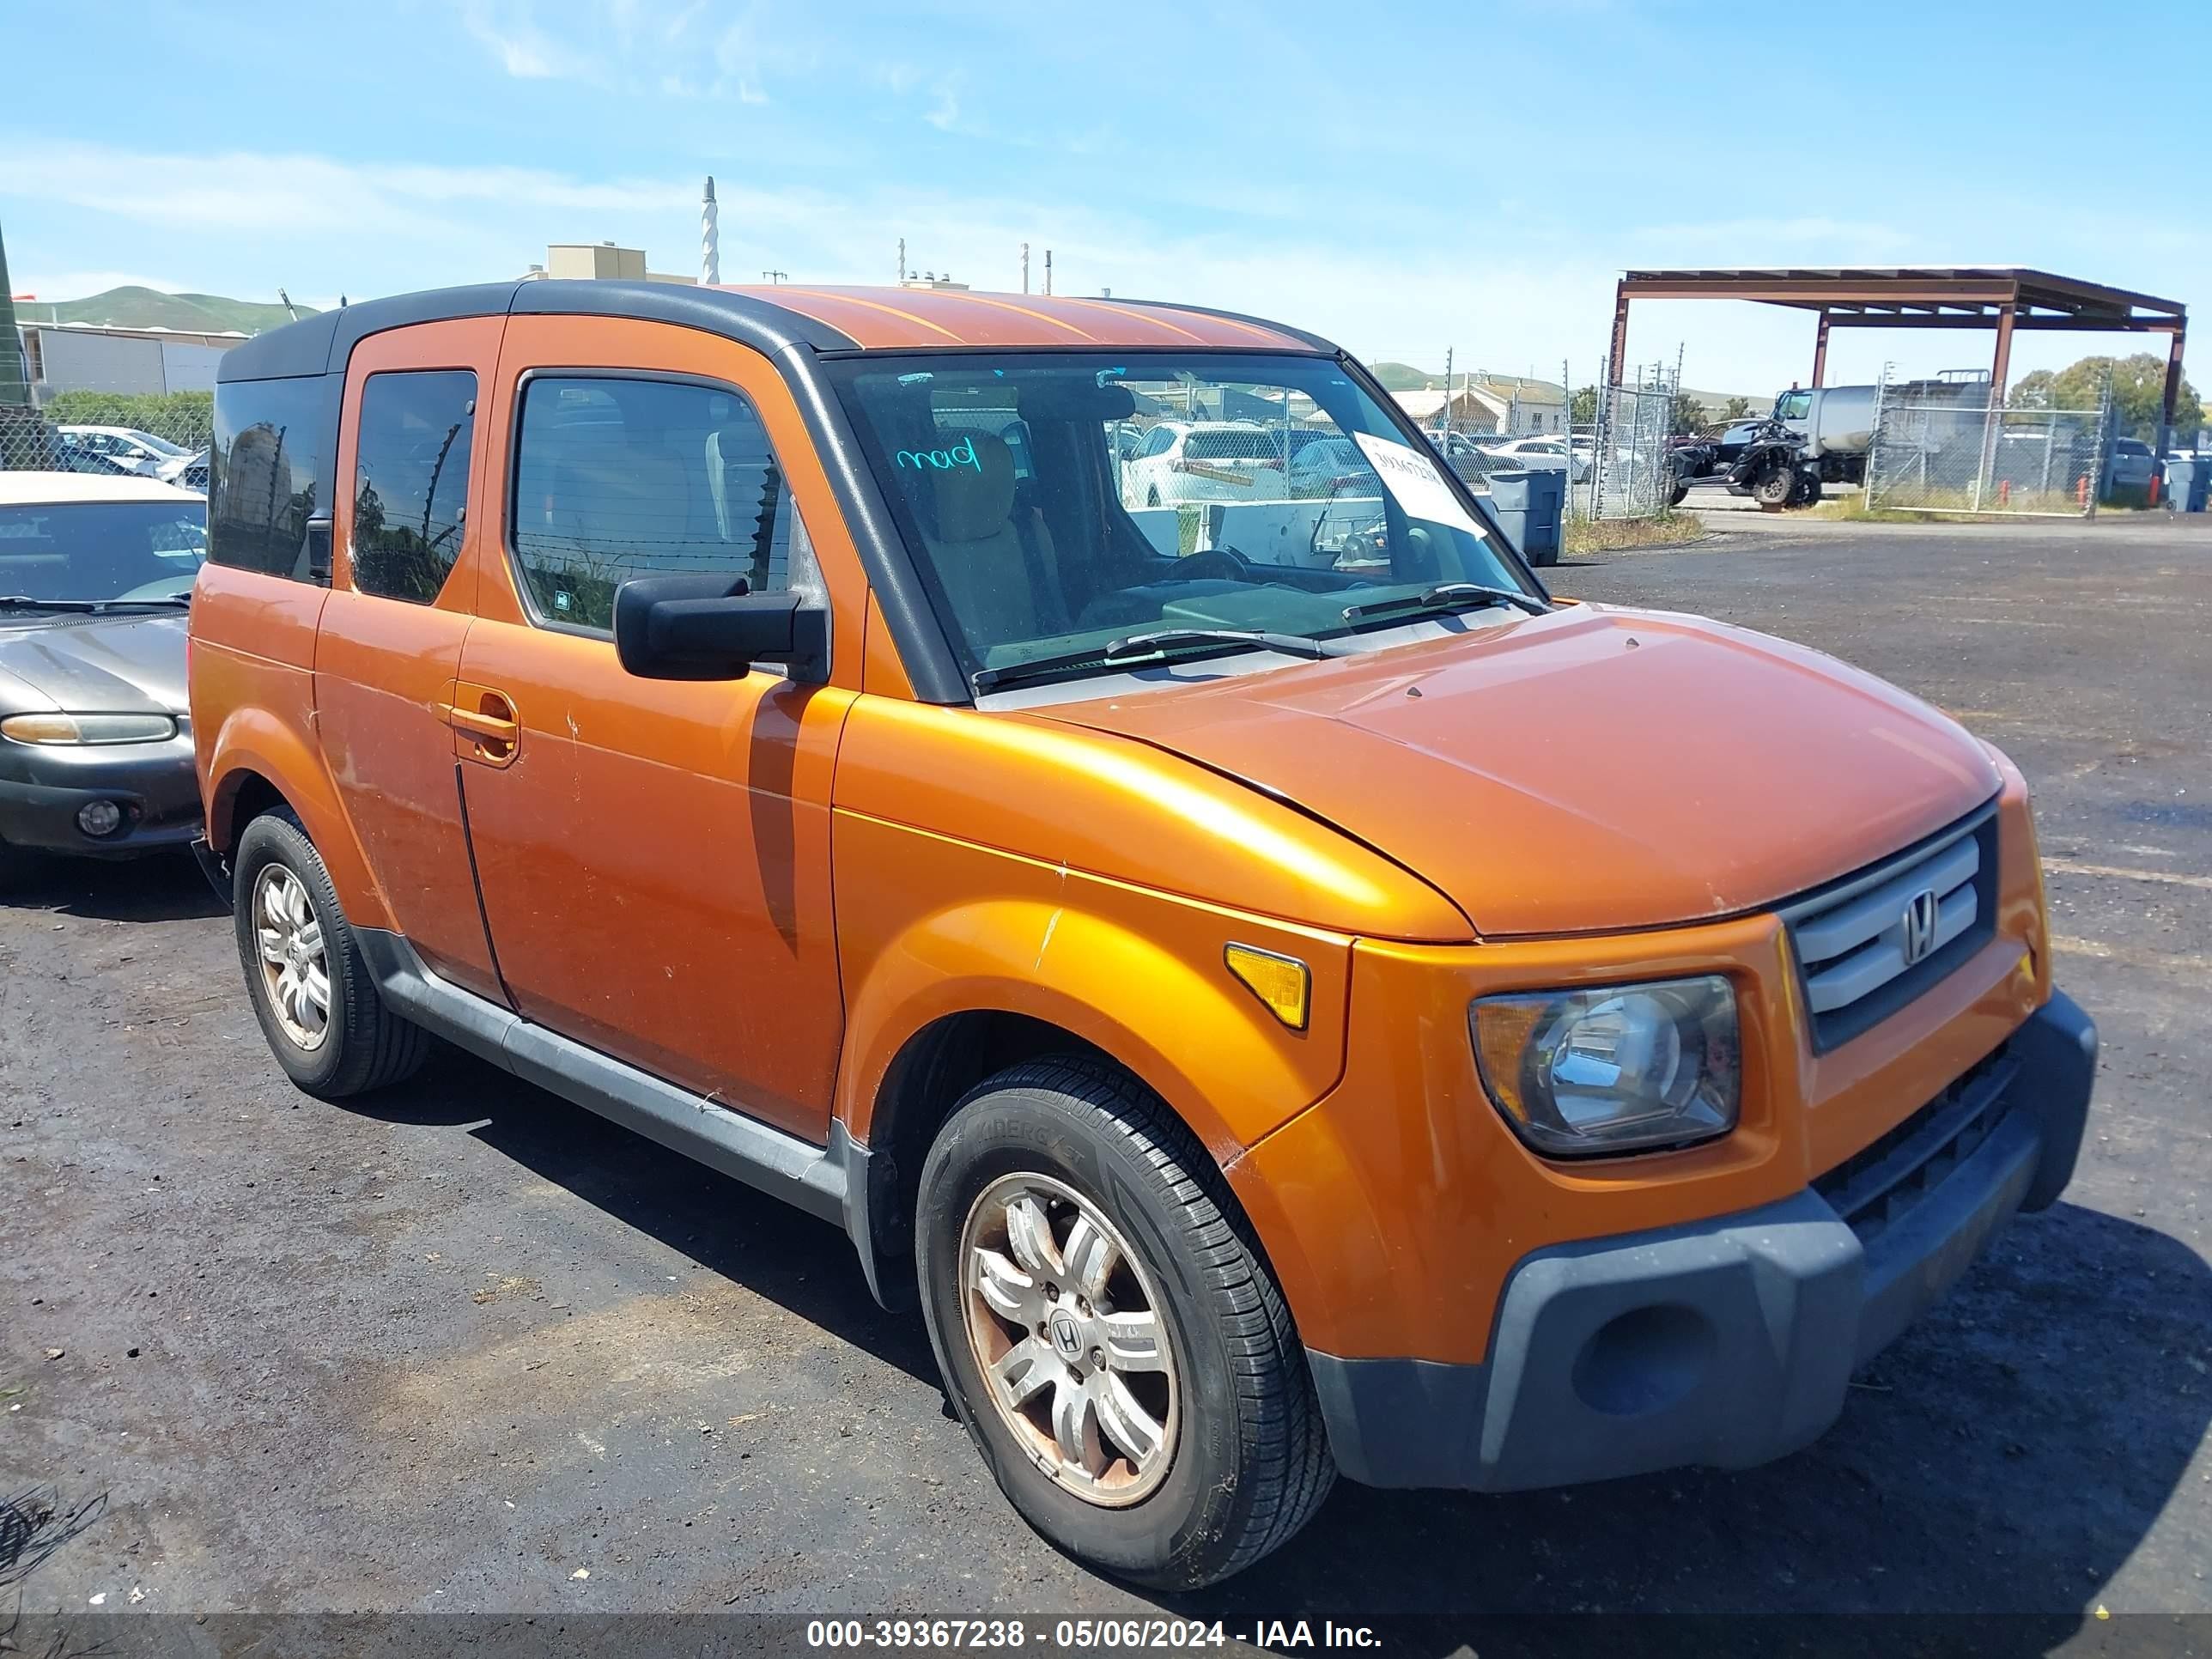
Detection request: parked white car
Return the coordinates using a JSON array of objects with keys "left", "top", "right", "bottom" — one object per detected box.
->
[
  {"left": 57, "top": 427, "right": 197, "bottom": 483},
  {"left": 1122, "top": 422, "right": 1287, "bottom": 507},
  {"left": 1480, "top": 435, "right": 1589, "bottom": 483}
]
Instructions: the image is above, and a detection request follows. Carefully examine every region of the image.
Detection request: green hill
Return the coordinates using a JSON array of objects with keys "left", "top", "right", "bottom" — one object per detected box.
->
[
  {"left": 27, "top": 286, "right": 315, "bottom": 335},
  {"left": 1365, "top": 361, "right": 1437, "bottom": 392}
]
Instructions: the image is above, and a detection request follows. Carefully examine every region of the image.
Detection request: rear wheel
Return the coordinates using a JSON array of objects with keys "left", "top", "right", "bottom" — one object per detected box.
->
[
  {"left": 232, "top": 808, "right": 430, "bottom": 1098},
  {"left": 915, "top": 1058, "right": 1334, "bottom": 1589},
  {"left": 1790, "top": 469, "right": 1822, "bottom": 507}
]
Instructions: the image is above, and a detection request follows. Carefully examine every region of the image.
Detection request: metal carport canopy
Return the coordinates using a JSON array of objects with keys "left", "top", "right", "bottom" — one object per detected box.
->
[{"left": 1607, "top": 265, "right": 2188, "bottom": 430}]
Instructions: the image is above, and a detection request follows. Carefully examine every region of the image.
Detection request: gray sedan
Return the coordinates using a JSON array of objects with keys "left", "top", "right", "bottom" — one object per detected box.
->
[{"left": 0, "top": 472, "right": 205, "bottom": 875}]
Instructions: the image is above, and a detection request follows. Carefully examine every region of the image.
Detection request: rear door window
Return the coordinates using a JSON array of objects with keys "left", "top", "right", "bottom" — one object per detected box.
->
[{"left": 350, "top": 370, "right": 477, "bottom": 604}]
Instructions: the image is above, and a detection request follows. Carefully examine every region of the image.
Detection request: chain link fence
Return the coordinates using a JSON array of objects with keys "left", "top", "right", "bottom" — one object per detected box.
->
[
  {"left": 1579, "top": 365, "right": 1680, "bottom": 520},
  {"left": 1864, "top": 374, "right": 2109, "bottom": 518},
  {"left": 1, "top": 392, "right": 213, "bottom": 491}
]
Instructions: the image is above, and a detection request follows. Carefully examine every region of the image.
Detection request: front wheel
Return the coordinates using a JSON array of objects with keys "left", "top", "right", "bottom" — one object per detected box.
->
[
  {"left": 232, "top": 807, "right": 431, "bottom": 1098},
  {"left": 1752, "top": 463, "right": 1796, "bottom": 508},
  {"left": 915, "top": 1058, "right": 1334, "bottom": 1589}
]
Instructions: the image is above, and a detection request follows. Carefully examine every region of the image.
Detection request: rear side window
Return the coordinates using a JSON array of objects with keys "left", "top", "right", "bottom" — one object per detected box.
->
[
  {"left": 1185, "top": 429, "right": 1279, "bottom": 463},
  {"left": 210, "top": 374, "right": 337, "bottom": 579},
  {"left": 350, "top": 370, "right": 476, "bottom": 604},
  {"left": 507, "top": 375, "right": 804, "bottom": 634}
]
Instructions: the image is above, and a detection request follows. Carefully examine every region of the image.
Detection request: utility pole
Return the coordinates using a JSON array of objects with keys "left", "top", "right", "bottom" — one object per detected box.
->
[
  {"left": 761, "top": 269, "right": 786, "bottom": 285},
  {"left": 0, "top": 216, "right": 29, "bottom": 407},
  {"left": 1043, "top": 249, "right": 1053, "bottom": 296},
  {"left": 1443, "top": 347, "right": 1454, "bottom": 437},
  {"left": 897, "top": 238, "right": 906, "bottom": 283},
  {"left": 701, "top": 176, "right": 720, "bottom": 286},
  {"left": 1021, "top": 242, "right": 1030, "bottom": 295},
  {"left": 277, "top": 288, "right": 299, "bottom": 323}
]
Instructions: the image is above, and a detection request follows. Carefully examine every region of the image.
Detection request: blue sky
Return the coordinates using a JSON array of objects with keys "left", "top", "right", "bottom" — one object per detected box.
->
[{"left": 6, "top": 0, "right": 2205, "bottom": 397}]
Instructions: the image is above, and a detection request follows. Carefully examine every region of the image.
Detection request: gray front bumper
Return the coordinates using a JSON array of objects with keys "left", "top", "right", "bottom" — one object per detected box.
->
[
  {"left": 0, "top": 732, "right": 201, "bottom": 856},
  {"left": 1310, "top": 989, "right": 2097, "bottom": 1492}
]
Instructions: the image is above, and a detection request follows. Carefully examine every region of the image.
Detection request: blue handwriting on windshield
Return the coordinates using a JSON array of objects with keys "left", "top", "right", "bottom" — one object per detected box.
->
[{"left": 896, "top": 436, "right": 982, "bottom": 473}]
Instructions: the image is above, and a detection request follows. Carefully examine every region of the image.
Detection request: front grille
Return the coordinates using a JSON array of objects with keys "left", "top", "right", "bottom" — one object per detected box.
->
[
  {"left": 1813, "top": 1042, "right": 2014, "bottom": 1246},
  {"left": 1780, "top": 803, "right": 1999, "bottom": 1054}
]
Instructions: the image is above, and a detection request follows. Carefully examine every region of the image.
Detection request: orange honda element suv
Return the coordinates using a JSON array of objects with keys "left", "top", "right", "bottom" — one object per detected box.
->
[{"left": 191, "top": 282, "right": 2095, "bottom": 1588}]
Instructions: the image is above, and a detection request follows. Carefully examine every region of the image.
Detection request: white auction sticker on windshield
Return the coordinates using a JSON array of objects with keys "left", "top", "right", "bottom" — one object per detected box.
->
[{"left": 1350, "top": 432, "right": 1486, "bottom": 537}]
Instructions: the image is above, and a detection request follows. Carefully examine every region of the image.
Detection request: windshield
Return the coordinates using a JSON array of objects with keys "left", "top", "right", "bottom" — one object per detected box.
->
[
  {"left": 831, "top": 351, "right": 1533, "bottom": 690},
  {"left": 0, "top": 501, "right": 209, "bottom": 603}
]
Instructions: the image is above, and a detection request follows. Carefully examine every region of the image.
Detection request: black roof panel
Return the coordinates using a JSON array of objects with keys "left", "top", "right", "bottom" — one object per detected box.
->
[{"left": 218, "top": 280, "right": 860, "bottom": 383}]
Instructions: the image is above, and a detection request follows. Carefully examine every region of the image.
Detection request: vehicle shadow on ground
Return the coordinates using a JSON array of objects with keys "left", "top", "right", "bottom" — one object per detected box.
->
[
  {"left": 0, "top": 848, "right": 228, "bottom": 923},
  {"left": 327, "top": 1048, "right": 2210, "bottom": 1644},
  {"left": 338, "top": 1046, "right": 943, "bottom": 1388},
  {"left": 1156, "top": 1200, "right": 2211, "bottom": 1650}
]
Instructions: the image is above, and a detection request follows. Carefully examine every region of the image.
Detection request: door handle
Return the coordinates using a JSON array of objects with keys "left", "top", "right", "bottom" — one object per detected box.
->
[{"left": 441, "top": 684, "right": 520, "bottom": 767}]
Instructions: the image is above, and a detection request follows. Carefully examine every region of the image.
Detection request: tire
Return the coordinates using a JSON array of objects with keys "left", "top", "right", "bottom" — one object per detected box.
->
[
  {"left": 1790, "top": 470, "right": 1822, "bottom": 507},
  {"left": 231, "top": 806, "right": 431, "bottom": 1099},
  {"left": 1668, "top": 483, "right": 1691, "bottom": 508},
  {"left": 915, "top": 1057, "right": 1334, "bottom": 1589},
  {"left": 1752, "top": 463, "right": 1795, "bottom": 508}
]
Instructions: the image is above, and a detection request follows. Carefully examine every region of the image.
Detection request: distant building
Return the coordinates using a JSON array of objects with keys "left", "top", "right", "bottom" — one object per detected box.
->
[
  {"left": 1390, "top": 386, "right": 1504, "bottom": 433},
  {"left": 519, "top": 242, "right": 696, "bottom": 286},
  {"left": 1391, "top": 375, "right": 1571, "bottom": 436},
  {"left": 898, "top": 274, "right": 970, "bottom": 291},
  {"left": 19, "top": 321, "right": 244, "bottom": 401},
  {"left": 1473, "top": 374, "right": 1569, "bottom": 435}
]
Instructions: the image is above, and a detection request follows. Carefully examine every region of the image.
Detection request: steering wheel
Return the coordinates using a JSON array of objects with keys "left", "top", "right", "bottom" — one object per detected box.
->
[{"left": 1175, "top": 544, "right": 1255, "bottom": 583}]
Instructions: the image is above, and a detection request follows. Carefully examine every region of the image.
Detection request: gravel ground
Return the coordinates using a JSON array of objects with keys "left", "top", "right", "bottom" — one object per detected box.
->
[{"left": 3, "top": 517, "right": 2209, "bottom": 1638}]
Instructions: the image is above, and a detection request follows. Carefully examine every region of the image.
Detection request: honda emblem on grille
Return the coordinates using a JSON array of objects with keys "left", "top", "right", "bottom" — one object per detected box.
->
[{"left": 1899, "top": 888, "right": 1941, "bottom": 967}]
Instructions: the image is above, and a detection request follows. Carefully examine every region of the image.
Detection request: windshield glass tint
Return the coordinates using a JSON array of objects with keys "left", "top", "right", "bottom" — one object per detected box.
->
[
  {"left": 832, "top": 352, "right": 1528, "bottom": 685},
  {"left": 0, "top": 501, "right": 209, "bottom": 601}
]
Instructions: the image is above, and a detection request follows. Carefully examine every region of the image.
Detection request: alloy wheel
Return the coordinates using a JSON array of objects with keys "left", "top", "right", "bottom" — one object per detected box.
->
[
  {"left": 252, "top": 864, "right": 330, "bottom": 1052},
  {"left": 958, "top": 1171, "right": 1181, "bottom": 1506}
]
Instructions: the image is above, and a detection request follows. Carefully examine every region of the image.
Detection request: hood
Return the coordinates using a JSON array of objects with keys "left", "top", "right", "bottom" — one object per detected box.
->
[
  {"left": 1032, "top": 605, "right": 2001, "bottom": 937},
  {"left": 0, "top": 613, "right": 190, "bottom": 720}
]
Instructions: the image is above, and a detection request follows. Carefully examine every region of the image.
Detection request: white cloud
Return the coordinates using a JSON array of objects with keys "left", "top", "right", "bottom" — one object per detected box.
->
[
  {"left": 459, "top": 0, "right": 596, "bottom": 80},
  {"left": 0, "top": 141, "right": 1843, "bottom": 389},
  {"left": 924, "top": 76, "right": 961, "bottom": 132},
  {"left": 5, "top": 143, "right": 696, "bottom": 237}
]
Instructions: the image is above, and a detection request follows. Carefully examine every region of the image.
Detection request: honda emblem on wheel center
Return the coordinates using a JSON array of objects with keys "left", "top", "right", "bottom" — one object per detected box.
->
[
  {"left": 1900, "top": 888, "right": 1941, "bottom": 967},
  {"left": 1049, "top": 1310, "right": 1084, "bottom": 1359}
]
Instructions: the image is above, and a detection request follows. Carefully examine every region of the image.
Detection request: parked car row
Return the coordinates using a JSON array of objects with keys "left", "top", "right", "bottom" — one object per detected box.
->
[{"left": 57, "top": 424, "right": 204, "bottom": 484}]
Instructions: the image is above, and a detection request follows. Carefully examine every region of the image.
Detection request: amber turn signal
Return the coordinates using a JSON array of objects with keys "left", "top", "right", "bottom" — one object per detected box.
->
[{"left": 1224, "top": 944, "right": 1310, "bottom": 1031}]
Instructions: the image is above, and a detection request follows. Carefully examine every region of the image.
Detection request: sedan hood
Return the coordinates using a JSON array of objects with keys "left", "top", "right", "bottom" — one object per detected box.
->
[
  {"left": 0, "top": 613, "right": 190, "bottom": 720},
  {"left": 1033, "top": 605, "right": 2001, "bottom": 936}
]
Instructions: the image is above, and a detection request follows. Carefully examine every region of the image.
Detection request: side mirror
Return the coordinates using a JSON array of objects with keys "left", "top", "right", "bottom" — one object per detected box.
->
[{"left": 612, "top": 573, "right": 830, "bottom": 684}]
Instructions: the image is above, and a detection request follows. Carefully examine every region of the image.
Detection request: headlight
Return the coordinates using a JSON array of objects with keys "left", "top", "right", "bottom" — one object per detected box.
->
[
  {"left": 1471, "top": 974, "right": 1740, "bottom": 1158},
  {"left": 0, "top": 712, "right": 179, "bottom": 745}
]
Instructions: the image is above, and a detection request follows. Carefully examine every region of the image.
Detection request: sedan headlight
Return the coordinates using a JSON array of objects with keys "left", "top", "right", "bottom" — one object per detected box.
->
[
  {"left": 0, "top": 712, "right": 179, "bottom": 746},
  {"left": 1471, "top": 974, "right": 1740, "bottom": 1158}
]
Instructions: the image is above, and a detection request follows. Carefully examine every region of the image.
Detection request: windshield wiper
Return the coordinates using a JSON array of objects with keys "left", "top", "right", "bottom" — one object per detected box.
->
[
  {"left": 1342, "top": 581, "right": 1549, "bottom": 623},
  {"left": 973, "top": 627, "right": 1345, "bottom": 694},
  {"left": 0, "top": 593, "right": 190, "bottom": 612}
]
